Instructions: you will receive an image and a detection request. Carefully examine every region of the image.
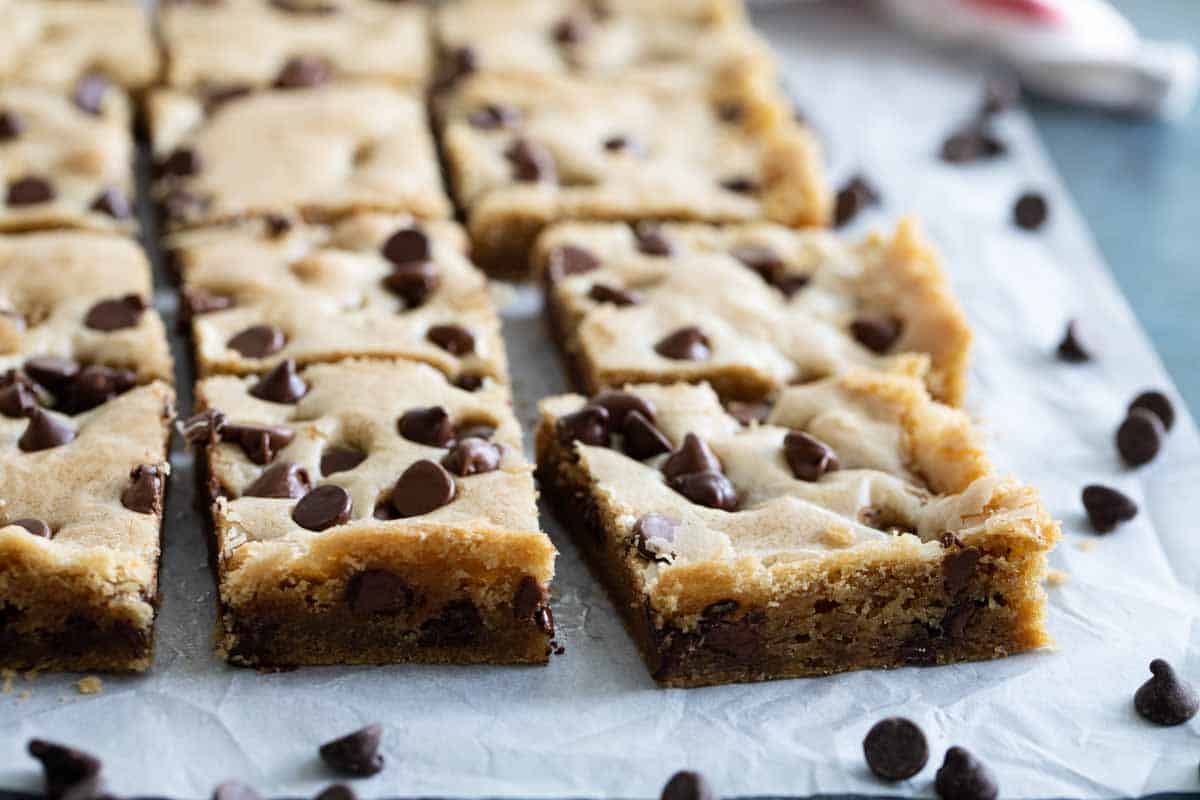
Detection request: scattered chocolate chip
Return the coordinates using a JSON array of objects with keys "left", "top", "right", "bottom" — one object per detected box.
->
[
  {"left": 863, "top": 717, "right": 929, "bottom": 781},
  {"left": 275, "top": 55, "right": 331, "bottom": 89},
  {"left": 319, "top": 724, "right": 384, "bottom": 777},
  {"left": 121, "top": 465, "right": 164, "bottom": 515},
  {"left": 635, "top": 223, "right": 674, "bottom": 257},
  {"left": 72, "top": 73, "right": 111, "bottom": 115},
  {"left": 322, "top": 446, "right": 366, "bottom": 476},
  {"left": 84, "top": 294, "right": 145, "bottom": 332},
  {"left": 588, "top": 283, "right": 641, "bottom": 307},
  {"left": 943, "top": 546, "right": 981, "bottom": 595},
  {"left": 546, "top": 244, "right": 600, "bottom": 280},
  {"left": 1134, "top": 659, "right": 1199, "bottom": 726},
  {"left": 245, "top": 462, "right": 311, "bottom": 499},
  {"left": 720, "top": 176, "right": 759, "bottom": 195},
  {"left": 622, "top": 410, "right": 672, "bottom": 460},
  {"left": 727, "top": 400, "right": 772, "bottom": 427},
  {"left": 669, "top": 470, "right": 738, "bottom": 510},
  {"left": 834, "top": 174, "right": 881, "bottom": 227},
  {"left": 655, "top": 326, "right": 711, "bottom": 361},
  {"left": 347, "top": 570, "right": 413, "bottom": 615},
  {"left": 224, "top": 423, "right": 295, "bottom": 465},
  {"left": 427, "top": 324, "right": 475, "bottom": 356},
  {"left": 660, "top": 770, "right": 714, "bottom": 800},
  {"left": 8, "top": 518, "right": 51, "bottom": 538},
  {"left": 399, "top": 406, "right": 454, "bottom": 447},
  {"left": 850, "top": 315, "right": 902, "bottom": 354},
  {"left": 552, "top": 13, "right": 591, "bottom": 45},
  {"left": 939, "top": 124, "right": 1005, "bottom": 164},
  {"left": 663, "top": 434, "right": 721, "bottom": 479},
  {"left": 633, "top": 513, "right": 678, "bottom": 562},
  {"left": 250, "top": 359, "right": 308, "bottom": 404},
  {"left": 0, "top": 109, "right": 23, "bottom": 141},
  {"left": 1082, "top": 484, "right": 1137, "bottom": 533},
  {"left": 67, "top": 365, "right": 136, "bottom": 412},
  {"left": 381, "top": 227, "right": 430, "bottom": 266},
  {"left": 89, "top": 186, "right": 132, "bottom": 219},
  {"left": 1013, "top": 191, "right": 1048, "bottom": 230},
  {"left": 934, "top": 747, "right": 998, "bottom": 800},
  {"left": 227, "top": 325, "right": 285, "bottom": 358},
  {"left": 0, "top": 379, "right": 39, "bottom": 418},
  {"left": 784, "top": 430, "right": 839, "bottom": 481},
  {"left": 391, "top": 460, "right": 457, "bottom": 517},
  {"left": 212, "top": 781, "right": 261, "bottom": 800},
  {"left": 292, "top": 484, "right": 353, "bottom": 531},
  {"left": 1129, "top": 390, "right": 1174, "bottom": 432},
  {"left": 1056, "top": 319, "right": 1091, "bottom": 362},
  {"left": 506, "top": 138, "right": 556, "bottom": 183},
  {"left": 557, "top": 404, "right": 610, "bottom": 447},
  {"left": 315, "top": 785, "right": 356, "bottom": 800},
  {"left": 19, "top": 408, "right": 75, "bottom": 452},
  {"left": 467, "top": 103, "right": 519, "bottom": 130},
  {"left": 7, "top": 176, "right": 55, "bottom": 206},
  {"left": 180, "top": 286, "right": 234, "bottom": 325},
  {"left": 1116, "top": 407, "right": 1164, "bottom": 467},
  {"left": 442, "top": 438, "right": 501, "bottom": 476},
  {"left": 157, "top": 148, "right": 203, "bottom": 178},
  {"left": 27, "top": 739, "right": 102, "bottom": 800},
  {"left": 591, "top": 391, "right": 655, "bottom": 427}
]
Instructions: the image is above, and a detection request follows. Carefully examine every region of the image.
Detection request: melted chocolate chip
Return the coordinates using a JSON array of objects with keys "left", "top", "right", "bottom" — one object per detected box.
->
[
  {"left": 227, "top": 325, "right": 285, "bottom": 358},
  {"left": 292, "top": 485, "right": 353, "bottom": 531},
  {"left": 546, "top": 244, "right": 600, "bottom": 280},
  {"left": 321, "top": 445, "right": 366, "bottom": 476},
  {"left": 850, "top": 315, "right": 902, "bottom": 354},
  {"left": 245, "top": 462, "right": 311, "bottom": 499},
  {"left": 7, "top": 176, "right": 55, "bottom": 206},
  {"left": 863, "top": 718, "right": 929, "bottom": 781},
  {"left": 72, "top": 74, "right": 110, "bottom": 115},
  {"left": 942, "top": 545, "right": 981, "bottom": 595},
  {"left": 1134, "top": 659, "right": 1199, "bottom": 726},
  {"left": 513, "top": 576, "right": 551, "bottom": 629},
  {"left": 8, "top": 518, "right": 51, "bottom": 538},
  {"left": 1116, "top": 407, "right": 1164, "bottom": 466},
  {"left": 249, "top": 359, "right": 307, "bottom": 404},
  {"left": 121, "top": 465, "right": 164, "bottom": 515},
  {"left": 442, "top": 438, "right": 501, "bottom": 476},
  {"left": 420, "top": 599, "right": 483, "bottom": 646},
  {"left": 934, "top": 746, "right": 998, "bottom": 800},
  {"left": 318, "top": 724, "right": 384, "bottom": 777},
  {"left": 398, "top": 406, "right": 454, "bottom": 447},
  {"left": 67, "top": 365, "right": 136, "bottom": 413},
  {"left": 18, "top": 408, "right": 75, "bottom": 452},
  {"left": 784, "top": 430, "right": 839, "bottom": 481},
  {"left": 25, "top": 357, "right": 80, "bottom": 395},
  {"left": 506, "top": 138, "right": 556, "bottom": 183},
  {"left": 633, "top": 513, "right": 678, "bottom": 562},
  {"left": 1082, "top": 484, "right": 1137, "bottom": 533},
  {"left": 347, "top": 570, "right": 414, "bottom": 615},
  {"left": 90, "top": 186, "right": 132, "bottom": 219},
  {"left": 1056, "top": 319, "right": 1091, "bottom": 363},
  {"left": 427, "top": 324, "right": 475, "bottom": 356},
  {"left": 1013, "top": 191, "right": 1048, "bottom": 230},
  {"left": 1129, "top": 390, "right": 1174, "bottom": 432},
  {"left": 621, "top": 410, "right": 671, "bottom": 460},
  {"left": 391, "top": 460, "right": 457, "bottom": 517},
  {"left": 557, "top": 404, "right": 610, "bottom": 447},
  {"left": 655, "top": 326, "right": 711, "bottom": 361},
  {"left": 588, "top": 283, "right": 641, "bottom": 307},
  {"left": 662, "top": 434, "right": 721, "bottom": 479},
  {"left": 84, "top": 294, "right": 145, "bottom": 331},
  {"left": 275, "top": 55, "right": 332, "bottom": 89},
  {"left": 27, "top": 739, "right": 102, "bottom": 800}
]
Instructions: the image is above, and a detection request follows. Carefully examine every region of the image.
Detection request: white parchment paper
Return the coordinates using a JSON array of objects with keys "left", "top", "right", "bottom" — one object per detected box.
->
[{"left": 3, "top": 4, "right": 1198, "bottom": 798}]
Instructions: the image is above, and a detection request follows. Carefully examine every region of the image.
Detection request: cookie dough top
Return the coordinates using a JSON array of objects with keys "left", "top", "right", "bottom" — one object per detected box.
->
[
  {"left": 442, "top": 71, "right": 828, "bottom": 230},
  {"left": 160, "top": 0, "right": 430, "bottom": 90},
  {"left": 0, "top": 231, "right": 172, "bottom": 384},
  {"left": 536, "top": 218, "right": 971, "bottom": 405},
  {"left": 148, "top": 85, "right": 451, "bottom": 229},
  {"left": 0, "top": 85, "right": 136, "bottom": 234},
  {"left": 195, "top": 359, "right": 541, "bottom": 563},
  {"left": 168, "top": 213, "right": 509, "bottom": 384},
  {"left": 0, "top": 0, "right": 159, "bottom": 91}
]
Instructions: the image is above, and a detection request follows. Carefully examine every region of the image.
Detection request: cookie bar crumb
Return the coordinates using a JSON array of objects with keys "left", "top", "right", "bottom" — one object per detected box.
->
[{"left": 75, "top": 676, "right": 103, "bottom": 695}]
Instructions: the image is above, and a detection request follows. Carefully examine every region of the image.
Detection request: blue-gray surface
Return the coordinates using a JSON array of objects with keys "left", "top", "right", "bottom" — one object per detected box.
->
[{"left": 1032, "top": 0, "right": 1199, "bottom": 416}]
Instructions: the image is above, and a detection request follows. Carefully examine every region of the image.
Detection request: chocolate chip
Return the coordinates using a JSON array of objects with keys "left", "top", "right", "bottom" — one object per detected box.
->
[
  {"left": 1129, "top": 390, "right": 1174, "bottom": 432},
  {"left": 347, "top": 570, "right": 413, "bottom": 615},
  {"left": 0, "top": 379, "right": 39, "bottom": 418},
  {"left": 381, "top": 227, "right": 430, "bottom": 266},
  {"left": 67, "top": 365, "right": 136, "bottom": 412},
  {"left": 84, "top": 294, "right": 145, "bottom": 331},
  {"left": 158, "top": 148, "right": 203, "bottom": 178},
  {"left": 655, "top": 326, "right": 710, "bottom": 361},
  {"left": 25, "top": 357, "right": 80, "bottom": 395},
  {"left": 851, "top": 315, "right": 902, "bottom": 353},
  {"left": 557, "top": 404, "right": 610, "bottom": 447},
  {"left": 455, "top": 373, "right": 484, "bottom": 392},
  {"left": 506, "top": 138, "right": 556, "bottom": 183},
  {"left": 318, "top": 724, "right": 384, "bottom": 777},
  {"left": 546, "top": 245, "right": 600, "bottom": 280},
  {"left": 72, "top": 73, "right": 111, "bottom": 115},
  {"left": 27, "top": 739, "right": 102, "bottom": 800},
  {"left": 727, "top": 400, "right": 771, "bottom": 427},
  {"left": 7, "top": 176, "right": 55, "bottom": 206},
  {"left": 934, "top": 747, "right": 998, "bottom": 800},
  {"left": 8, "top": 518, "right": 51, "bottom": 538},
  {"left": 420, "top": 599, "right": 482, "bottom": 645},
  {"left": 390, "top": 460, "right": 456, "bottom": 518},
  {"left": 731, "top": 244, "right": 785, "bottom": 282},
  {"left": 433, "top": 46, "right": 477, "bottom": 92},
  {"left": 1116, "top": 407, "right": 1165, "bottom": 466},
  {"left": 399, "top": 406, "right": 454, "bottom": 447},
  {"left": 250, "top": 359, "right": 307, "bottom": 404},
  {"left": 442, "top": 438, "right": 501, "bottom": 476},
  {"left": 834, "top": 174, "right": 881, "bottom": 227},
  {"left": 784, "top": 430, "right": 839, "bottom": 481},
  {"left": 121, "top": 465, "right": 164, "bottom": 514},
  {"left": 775, "top": 273, "right": 811, "bottom": 297},
  {"left": 514, "top": 576, "right": 550, "bottom": 623},
  {"left": 245, "top": 462, "right": 311, "bottom": 499},
  {"left": 275, "top": 55, "right": 331, "bottom": 89},
  {"left": 603, "top": 134, "right": 640, "bottom": 154},
  {"left": 224, "top": 423, "right": 295, "bottom": 465},
  {"left": 1056, "top": 319, "right": 1091, "bottom": 362},
  {"left": 720, "top": 176, "right": 759, "bottom": 195},
  {"left": 863, "top": 718, "right": 929, "bottom": 781},
  {"left": 19, "top": 408, "right": 75, "bottom": 452},
  {"left": 316, "top": 785, "right": 356, "bottom": 800},
  {"left": 467, "top": 103, "right": 520, "bottom": 130},
  {"left": 588, "top": 283, "right": 641, "bottom": 307},
  {"left": 427, "top": 324, "right": 475, "bottom": 355},
  {"left": 1134, "top": 659, "right": 1199, "bottom": 726},
  {"left": 384, "top": 262, "right": 440, "bottom": 308},
  {"left": 622, "top": 410, "right": 671, "bottom": 460},
  {"left": 0, "top": 109, "right": 23, "bottom": 140},
  {"left": 212, "top": 781, "right": 261, "bottom": 800},
  {"left": 663, "top": 434, "right": 721, "bottom": 479},
  {"left": 943, "top": 546, "right": 981, "bottom": 595},
  {"left": 717, "top": 102, "right": 745, "bottom": 123},
  {"left": 292, "top": 484, "right": 353, "bottom": 531},
  {"left": 591, "top": 391, "right": 655, "bottom": 427},
  {"left": 553, "top": 13, "right": 591, "bottom": 45},
  {"left": 669, "top": 470, "right": 738, "bottom": 510},
  {"left": 1082, "top": 484, "right": 1137, "bottom": 533},
  {"left": 180, "top": 286, "right": 234, "bottom": 324},
  {"left": 635, "top": 223, "right": 674, "bottom": 257},
  {"left": 89, "top": 187, "right": 132, "bottom": 219},
  {"left": 660, "top": 771, "right": 714, "bottom": 800},
  {"left": 939, "top": 124, "right": 1005, "bottom": 164},
  {"left": 1013, "top": 191, "right": 1048, "bottom": 230},
  {"left": 228, "top": 325, "right": 285, "bottom": 358},
  {"left": 633, "top": 513, "right": 677, "bottom": 562},
  {"left": 322, "top": 446, "right": 366, "bottom": 476}
]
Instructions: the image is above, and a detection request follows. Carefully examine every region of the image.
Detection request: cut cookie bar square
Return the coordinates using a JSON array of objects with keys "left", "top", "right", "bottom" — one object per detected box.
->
[
  {"left": 440, "top": 71, "right": 829, "bottom": 277},
  {"left": 0, "top": 85, "right": 137, "bottom": 234},
  {"left": 148, "top": 85, "right": 450, "bottom": 230},
  {"left": 535, "top": 218, "right": 971, "bottom": 407},
  {"left": 187, "top": 359, "right": 556, "bottom": 667},
  {"left": 159, "top": 0, "right": 430, "bottom": 91},
  {"left": 1, "top": 0, "right": 159, "bottom": 92},
  {"left": 167, "top": 213, "right": 508, "bottom": 387},
  {"left": 536, "top": 370, "right": 1058, "bottom": 688}
]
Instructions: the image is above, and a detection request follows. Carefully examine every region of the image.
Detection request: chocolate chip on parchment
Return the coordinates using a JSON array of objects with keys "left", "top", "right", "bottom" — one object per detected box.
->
[
  {"left": 84, "top": 294, "right": 145, "bottom": 331},
  {"left": 399, "top": 406, "right": 455, "bottom": 447},
  {"left": 316, "top": 785, "right": 357, "bottom": 800},
  {"left": 633, "top": 513, "right": 678, "bottom": 562},
  {"left": 669, "top": 471, "right": 738, "bottom": 511},
  {"left": 1082, "top": 484, "right": 1137, "bottom": 533},
  {"left": 121, "top": 465, "right": 164, "bottom": 514},
  {"left": 1134, "top": 659, "right": 1199, "bottom": 726},
  {"left": 250, "top": 359, "right": 308, "bottom": 404},
  {"left": 228, "top": 325, "right": 285, "bottom": 358},
  {"left": 9, "top": 518, "right": 51, "bottom": 538},
  {"left": 662, "top": 433, "right": 721, "bottom": 479},
  {"left": 863, "top": 717, "right": 929, "bottom": 781},
  {"left": 90, "top": 186, "right": 132, "bottom": 219},
  {"left": 588, "top": 283, "right": 641, "bottom": 307},
  {"left": 391, "top": 460, "right": 457, "bottom": 518},
  {"left": 556, "top": 404, "right": 610, "bottom": 447},
  {"left": 442, "top": 438, "right": 501, "bottom": 476},
  {"left": 1116, "top": 407, "right": 1164, "bottom": 466},
  {"left": 635, "top": 223, "right": 674, "bottom": 257},
  {"left": 212, "top": 781, "right": 262, "bottom": 800},
  {"left": 346, "top": 570, "right": 413, "bottom": 615},
  {"left": 1056, "top": 319, "right": 1091, "bottom": 363},
  {"left": 7, "top": 176, "right": 55, "bottom": 206},
  {"left": 427, "top": 324, "right": 475, "bottom": 356},
  {"left": 157, "top": 147, "right": 203, "bottom": 178},
  {"left": 292, "top": 485, "right": 353, "bottom": 531},
  {"left": 546, "top": 244, "right": 600, "bottom": 280},
  {"left": 833, "top": 174, "right": 881, "bottom": 228},
  {"left": 506, "top": 138, "right": 556, "bottom": 183},
  {"left": 660, "top": 770, "right": 714, "bottom": 800},
  {"left": 655, "top": 326, "right": 711, "bottom": 361},
  {"left": 784, "top": 430, "right": 839, "bottom": 481},
  {"left": 934, "top": 746, "right": 998, "bottom": 800},
  {"left": 245, "top": 462, "right": 311, "bottom": 499},
  {"left": 939, "top": 124, "right": 1005, "bottom": 164},
  {"left": 0, "top": 109, "right": 23, "bottom": 140},
  {"left": 27, "top": 739, "right": 102, "bottom": 800},
  {"left": 1128, "top": 390, "right": 1174, "bottom": 432},
  {"left": 322, "top": 445, "right": 366, "bottom": 476},
  {"left": 72, "top": 73, "right": 111, "bottom": 115},
  {"left": 274, "top": 55, "right": 332, "bottom": 89},
  {"left": 850, "top": 315, "right": 902, "bottom": 354},
  {"left": 1013, "top": 191, "right": 1048, "bottom": 230},
  {"left": 19, "top": 408, "right": 75, "bottom": 452},
  {"left": 622, "top": 410, "right": 671, "bottom": 460}
]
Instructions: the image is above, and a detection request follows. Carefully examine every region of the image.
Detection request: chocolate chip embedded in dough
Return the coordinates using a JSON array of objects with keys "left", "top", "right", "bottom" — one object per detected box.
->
[
  {"left": 25, "top": 357, "right": 80, "bottom": 395},
  {"left": 556, "top": 404, "right": 610, "bottom": 447},
  {"left": 321, "top": 445, "right": 366, "bottom": 476},
  {"left": 274, "top": 55, "right": 332, "bottom": 89},
  {"left": 227, "top": 324, "right": 285, "bottom": 358},
  {"left": 590, "top": 391, "right": 656, "bottom": 427},
  {"left": 249, "top": 359, "right": 308, "bottom": 404},
  {"left": 18, "top": 408, "right": 75, "bottom": 452},
  {"left": 384, "top": 262, "right": 440, "bottom": 308},
  {"left": 121, "top": 464, "right": 165, "bottom": 514},
  {"left": 292, "top": 484, "right": 353, "bottom": 531},
  {"left": 1081, "top": 484, "right": 1138, "bottom": 533},
  {"left": 784, "top": 430, "right": 839, "bottom": 481},
  {"left": 398, "top": 406, "right": 455, "bottom": 447},
  {"left": 850, "top": 315, "right": 902, "bottom": 354},
  {"left": 390, "top": 460, "right": 457, "bottom": 518},
  {"left": 180, "top": 286, "right": 234, "bottom": 325},
  {"left": 1116, "top": 407, "right": 1165, "bottom": 467},
  {"left": 634, "top": 223, "right": 674, "bottom": 257},
  {"left": 726, "top": 400, "right": 772, "bottom": 427},
  {"left": 0, "top": 379, "right": 39, "bottom": 418},
  {"left": 1134, "top": 659, "right": 1199, "bottom": 726},
  {"left": 863, "top": 717, "right": 929, "bottom": 781},
  {"left": 84, "top": 294, "right": 145, "bottom": 331},
  {"left": 942, "top": 545, "right": 981, "bottom": 595},
  {"left": 157, "top": 148, "right": 203, "bottom": 178},
  {"left": 0, "top": 109, "right": 23, "bottom": 141},
  {"left": 318, "top": 724, "right": 384, "bottom": 777},
  {"left": 667, "top": 471, "right": 738, "bottom": 511},
  {"left": 934, "top": 747, "right": 998, "bottom": 800},
  {"left": 467, "top": 103, "right": 520, "bottom": 130},
  {"left": 662, "top": 434, "right": 721, "bottom": 480},
  {"left": 244, "top": 462, "right": 311, "bottom": 499},
  {"left": 833, "top": 174, "right": 881, "bottom": 227},
  {"left": 621, "top": 410, "right": 671, "bottom": 460},
  {"left": 8, "top": 518, "right": 51, "bottom": 538},
  {"left": 1128, "top": 390, "right": 1174, "bottom": 432},
  {"left": 90, "top": 186, "right": 132, "bottom": 219},
  {"left": 719, "top": 175, "right": 759, "bottom": 195},
  {"left": 346, "top": 570, "right": 414, "bottom": 615},
  {"left": 655, "top": 326, "right": 711, "bottom": 361},
  {"left": 441, "top": 438, "right": 501, "bottom": 476},
  {"left": 427, "top": 324, "right": 475, "bottom": 356},
  {"left": 7, "top": 176, "right": 55, "bottom": 206},
  {"left": 506, "top": 138, "right": 556, "bottom": 183},
  {"left": 545, "top": 244, "right": 600, "bottom": 280},
  {"left": 223, "top": 423, "right": 295, "bottom": 465},
  {"left": 68, "top": 365, "right": 136, "bottom": 412},
  {"left": 588, "top": 283, "right": 641, "bottom": 307},
  {"left": 381, "top": 227, "right": 431, "bottom": 266},
  {"left": 632, "top": 513, "right": 678, "bottom": 563}
]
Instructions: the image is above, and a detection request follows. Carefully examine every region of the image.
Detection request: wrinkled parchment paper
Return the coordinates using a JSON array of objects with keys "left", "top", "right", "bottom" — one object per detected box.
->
[{"left": 3, "top": 4, "right": 1198, "bottom": 798}]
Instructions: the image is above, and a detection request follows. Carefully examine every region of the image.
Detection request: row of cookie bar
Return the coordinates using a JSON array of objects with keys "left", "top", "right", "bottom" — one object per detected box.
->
[{"left": 0, "top": 231, "right": 175, "bottom": 671}]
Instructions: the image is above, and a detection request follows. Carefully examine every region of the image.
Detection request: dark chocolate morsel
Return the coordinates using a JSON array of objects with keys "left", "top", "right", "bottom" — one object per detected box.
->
[
  {"left": 662, "top": 433, "right": 721, "bottom": 479},
  {"left": 591, "top": 391, "right": 656, "bottom": 427},
  {"left": 556, "top": 404, "right": 610, "bottom": 447},
  {"left": 274, "top": 55, "right": 332, "bottom": 89},
  {"left": 1013, "top": 191, "right": 1049, "bottom": 230},
  {"left": 441, "top": 438, "right": 502, "bottom": 476},
  {"left": 660, "top": 770, "right": 714, "bottom": 800},
  {"left": 1129, "top": 390, "right": 1174, "bottom": 432},
  {"left": 121, "top": 464, "right": 165, "bottom": 515},
  {"left": 863, "top": 717, "right": 929, "bottom": 781},
  {"left": 7, "top": 176, "right": 55, "bottom": 206},
  {"left": 655, "top": 326, "right": 711, "bottom": 361},
  {"left": 346, "top": 570, "right": 414, "bottom": 615},
  {"left": 934, "top": 746, "right": 998, "bottom": 800},
  {"left": 784, "top": 430, "right": 839, "bottom": 481},
  {"left": 545, "top": 244, "right": 599, "bottom": 280},
  {"left": 398, "top": 406, "right": 455, "bottom": 447},
  {"left": 18, "top": 408, "right": 75, "bottom": 452},
  {"left": 321, "top": 445, "right": 367, "bottom": 476},
  {"left": 1056, "top": 319, "right": 1091, "bottom": 363},
  {"left": 8, "top": 518, "right": 52, "bottom": 538},
  {"left": 292, "top": 484, "right": 352, "bottom": 531},
  {"left": 318, "top": 724, "right": 384, "bottom": 777},
  {"left": 850, "top": 315, "right": 902, "bottom": 354},
  {"left": 1082, "top": 484, "right": 1138, "bottom": 533},
  {"left": 27, "top": 739, "right": 102, "bottom": 800},
  {"left": 1116, "top": 407, "right": 1164, "bottom": 467},
  {"left": 249, "top": 359, "right": 308, "bottom": 404},
  {"left": 426, "top": 324, "right": 475, "bottom": 356},
  {"left": 390, "top": 460, "right": 457, "bottom": 518},
  {"left": 506, "top": 138, "right": 556, "bottom": 183},
  {"left": 84, "top": 294, "right": 145, "bottom": 332},
  {"left": 632, "top": 513, "right": 678, "bottom": 562},
  {"left": 668, "top": 471, "right": 738, "bottom": 511},
  {"left": 227, "top": 325, "right": 285, "bottom": 358},
  {"left": 1134, "top": 659, "right": 1199, "bottom": 726},
  {"left": 244, "top": 462, "right": 311, "bottom": 499}
]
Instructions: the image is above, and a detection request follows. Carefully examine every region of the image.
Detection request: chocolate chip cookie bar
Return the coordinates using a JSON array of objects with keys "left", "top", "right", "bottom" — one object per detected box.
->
[
  {"left": 536, "top": 218, "right": 971, "bottom": 407},
  {"left": 440, "top": 71, "right": 829, "bottom": 276},
  {"left": 160, "top": 0, "right": 430, "bottom": 91},
  {"left": 167, "top": 214, "right": 508, "bottom": 387},
  {"left": 0, "top": 84, "right": 136, "bottom": 234},
  {"left": 148, "top": 85, "right": 450, "bottom": 230},
  {"left": 536, "top": 370, "right": 1058, "bottom": 687},
  {"left": 0, "top": 231, "right": 176, "bottom": 671},
  {"left": 187, "top": 358, "right": 555, "bottom": 667}
]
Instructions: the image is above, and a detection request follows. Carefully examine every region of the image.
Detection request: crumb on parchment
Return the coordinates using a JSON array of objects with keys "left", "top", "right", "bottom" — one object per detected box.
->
[
  {"left": 1046, "top": 569, "right": 1068, "bottom": 587},
  {"left": 1075, "top": 540, "right": 1096, "bottom": 552},
  {"left": 1, "top": 669, "right": 14, "bottom": 695},
  {"left": 76, "top": 676, "right": 103, "bottom": 695}
]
